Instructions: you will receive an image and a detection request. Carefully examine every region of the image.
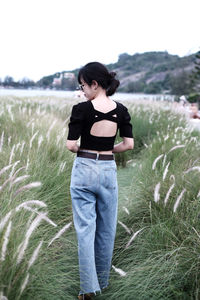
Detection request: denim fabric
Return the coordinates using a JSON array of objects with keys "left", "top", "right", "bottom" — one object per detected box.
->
[{"left": 70, "top": 157, "right": 118, "bottom": 295}]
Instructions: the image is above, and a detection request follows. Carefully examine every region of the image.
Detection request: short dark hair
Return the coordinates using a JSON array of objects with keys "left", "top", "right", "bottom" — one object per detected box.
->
[{"left": 78, "top": 62, "right": 120, "bottom": 96}]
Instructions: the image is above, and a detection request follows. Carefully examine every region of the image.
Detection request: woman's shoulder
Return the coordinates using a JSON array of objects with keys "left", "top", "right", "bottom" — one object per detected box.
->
[
  {"left": 72, "top": 101, "right": 91, "bottom": 111},
  {"left": 114, "top": 101, "right": 129, "bottom": 112}
]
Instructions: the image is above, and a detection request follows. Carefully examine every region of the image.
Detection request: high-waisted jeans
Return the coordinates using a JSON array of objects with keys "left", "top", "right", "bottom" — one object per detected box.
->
[{"left": 70, "top": 156, "right": 118, "bottom": 295}]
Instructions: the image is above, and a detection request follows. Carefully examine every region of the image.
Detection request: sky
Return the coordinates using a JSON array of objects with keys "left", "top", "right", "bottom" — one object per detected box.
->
[{"left": 0, "top": 0, "right": 200, "bottom": 82}]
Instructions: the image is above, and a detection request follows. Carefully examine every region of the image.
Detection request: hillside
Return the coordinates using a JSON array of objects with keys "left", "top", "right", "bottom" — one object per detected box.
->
[
  {"left": 107, "top": 51, "right": 196, "bottom": 94},
  {"left": 38, "top": 51, "right": 197, "bottom": 95}
]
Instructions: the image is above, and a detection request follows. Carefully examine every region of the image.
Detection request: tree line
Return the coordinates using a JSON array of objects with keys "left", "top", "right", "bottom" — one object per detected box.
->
[
  {"left": 1, "top": 51, "right": 199, "bottom": 102},
  {"left": 0, "top": 76, "right": 36, "bottom": 89}
]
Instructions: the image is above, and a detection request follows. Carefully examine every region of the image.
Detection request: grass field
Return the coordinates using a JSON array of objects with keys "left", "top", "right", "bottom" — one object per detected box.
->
[{"left": 0, "top": 95, "right": 200, "bottom": 300}]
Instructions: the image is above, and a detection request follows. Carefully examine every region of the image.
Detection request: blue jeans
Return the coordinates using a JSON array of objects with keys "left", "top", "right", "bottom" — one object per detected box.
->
[{"left": 70, "top": 156, "right": 118, "bottom": 295}]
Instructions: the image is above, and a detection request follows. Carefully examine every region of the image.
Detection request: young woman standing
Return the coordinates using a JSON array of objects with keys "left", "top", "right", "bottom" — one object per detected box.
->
[{"left": 66, "top": 62, "right": 134, "bottom": 300}]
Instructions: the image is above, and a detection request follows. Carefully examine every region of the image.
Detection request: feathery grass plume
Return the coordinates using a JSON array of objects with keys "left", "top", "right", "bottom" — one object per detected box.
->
[
  {"left": 9, "top": 145, "right": 15, "bottom": 164},
  {"left": 31, "top": 121, "right": 34, "bottom": 134},
  {"left": 26, "top": 212, "right": 36, "bottom": 229},
  {"left": 152, "top": 154, "right": 164, "bottom": 170},
  {"left": 126, "top": 159, "right": 134, "bottom": 165},
  {"left": 189, "top": 136, "right": 197, "bottom": 144},
  {"left": 168, "top": 144, "right": 185, "bottom": 153},
  {"left": 21, "top": 107, "right": 25, "bottom": 115},
  {"left": 26, "top": 157, "right": 29, "bottom": 171},
  {"left": 0, "top": 131, "right": 4, "bottom": 152},
  {"left": 56, "top": 134, "right": 62, "bottom": 146},
  {"left": 0, "top": 211, "right": 12, "bottom": 232},
  {"left": 7, "top": 105, "right": 14, "bottom": 121},
  {"left": 37, "top": 135, "right": 44, "bottom": 150},
  {"left": 0, "top": 164, "right": 12, "bottom": 177},
  {"left": 29, "top": 130, "right": 39, "bottom": 149},
  {"left": 16, "top": 142, "right": 21, "bottom": 151},
  {"left": 163, "top": 162, "right": 170, "bottom": 181},
  {"left": 14, "top": 181, "right": 42, "bottom": 197},
  {"left": 164, "top": 183, "right": 175, "bottom": 206},
  {"left": 36, "top": 105, "right": 41, "bottom": 115},
  {"left": 19, "top": 205, "right": 57, "bottom": 227},
  {"left": 58, "top": 161, "right": 66, "bottom": 175},
  {"left": 61, "top": 127, "right": 67, "bottom": 137},
  {"left": 46, "top": 120, "right": 57, "bottom": 141},
  {"left": 0, "top": 292, "right": 8, "bottom": 300},
  {"left": 10, "top": 175, "right": 30, "bottom": 189},
  {"left": 154, "top": 182, "right": 161, "bottom": 203},
  {"left": 1, "top": 221, "right": 12, "bottom": 261},
  {"left": 0, "top": 175, "right": 16, "bottom": 193},
  {"left": 21, "top": 205, "right": 57, "bottom": 227},
  {"left": 13, "top": 166, "right": 26, "bottom": 178},
  {"left": 162, "top": 154, "right": 167, "bottom": 167},
  {"left": 60, "top": 161, "right": 66, "bottom": 172},
  {"left": 63, "top": 116, "right": 70, "bottom": 125},
  {"left": 20, "top": 273, "right": 29, "bottom": 296},
  {"left": 122, "top": 206, "right": 130, "bottom": 215},
  {"left": 173, "top": 189, "right": 186, "bottom": 213},
  {"left": 164, "top": 134, "right": 169, "bottom": 141},
  {"left": 175, "top": 126, "right": 183, "bottom": 133},
  {"left": 184, "top": 166, "right": 200, "bottom": 174},
  {"left": 20, "top": 141, "right": 25, "bottom": 156},
  {"left": 17, "top": 213, "right": 45, "bottom": 264},
  {"left": 27, "top": 240, "right": 43, "bottom": 270},
  {"left": 125, "top": 228, "right": 145, "bottom": 249},
  {"left": 112, "top": 265, "right": 127, "bottom": 277},
  {"left": 48, "top": 222, "right": 72, "bottom": 247},
  {"left": 9, "top": 160, "right": 20, "bottom": 178},
  {"left": 118, "top": 221, "right": 131, "bottom": 234},
  {"left": 15, "top": 200, "right": 47, "bottom": 212},
  {"left": 8, "top": 136, "right": 11, "bottom": 146}
]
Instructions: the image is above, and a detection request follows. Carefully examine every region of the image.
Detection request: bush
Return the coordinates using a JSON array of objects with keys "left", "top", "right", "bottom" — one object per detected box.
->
[{"left": 188, "top": 93, "right": 200, "bottom": 105}]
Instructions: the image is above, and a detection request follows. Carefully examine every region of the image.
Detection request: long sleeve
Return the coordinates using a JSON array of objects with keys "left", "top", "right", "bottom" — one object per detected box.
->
[
  {"left": 119, "top": 106, "right": 133, "bottom": 138},
  {"left": 67, "top": 103, "right": 85, "bottom": 140}
]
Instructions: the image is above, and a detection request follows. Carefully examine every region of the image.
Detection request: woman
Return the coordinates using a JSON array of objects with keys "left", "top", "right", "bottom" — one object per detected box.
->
[{"left": 66, "top": 62, "right": 134, "bottom": 300}]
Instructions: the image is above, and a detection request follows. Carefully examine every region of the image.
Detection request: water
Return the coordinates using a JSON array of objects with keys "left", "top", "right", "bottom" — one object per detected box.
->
[{"left": 0, "top": 88, "right": 175, "bottom": 102}]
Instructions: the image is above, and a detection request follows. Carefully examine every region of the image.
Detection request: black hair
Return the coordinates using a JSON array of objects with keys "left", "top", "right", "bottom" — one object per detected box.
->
[{"left": 78, "top": 62, "right": 120, "bottom": 96}]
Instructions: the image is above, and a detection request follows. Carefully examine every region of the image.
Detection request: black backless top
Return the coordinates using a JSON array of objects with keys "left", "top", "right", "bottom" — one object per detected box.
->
[{"left": 67, "top": 100, "right": 133, "bottom": 151}]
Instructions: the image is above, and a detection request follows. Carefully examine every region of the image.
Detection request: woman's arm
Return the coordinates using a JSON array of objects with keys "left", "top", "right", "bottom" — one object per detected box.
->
[
  {"left": 112, "top": 137, "right": 134, "bottom": 153},
  {"left": 66, "top": 140, "right": 80, "bottom": 153}
]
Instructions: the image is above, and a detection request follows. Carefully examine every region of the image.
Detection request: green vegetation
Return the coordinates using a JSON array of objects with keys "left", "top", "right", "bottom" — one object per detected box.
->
[
  {"left": 189, "top": 51, "right": 200, "bottom": 105},
  {"left": 0, "top": 96, "right": 200, "bottom": 299},
  {"left": 108, "top": 51, "right": 197, "bottom": 95},
  {"left": 1, "top": 51, "right": 197, "bottom": 95}
]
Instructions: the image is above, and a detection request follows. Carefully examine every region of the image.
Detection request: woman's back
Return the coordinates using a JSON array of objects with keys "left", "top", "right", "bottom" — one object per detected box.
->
[{"left": 90, "top": 99, "right": 117, "bottom": 138}]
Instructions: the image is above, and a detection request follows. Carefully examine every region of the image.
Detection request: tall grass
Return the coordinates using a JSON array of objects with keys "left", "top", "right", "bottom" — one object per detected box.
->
[
  {"left": 0, "top": 96, "right": 77, "bottom": 299},
  {"left": 0, "top": 95, "right": 199, "bottom": 299},
  {"left": 100, "top": 106, "right": 200, "bottom": 300}
]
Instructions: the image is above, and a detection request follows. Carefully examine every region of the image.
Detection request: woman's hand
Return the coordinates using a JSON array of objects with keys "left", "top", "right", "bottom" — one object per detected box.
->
[
  {"left": 112, "top": 137, "right": 134, "bottom": 153},
  {"left": 66, "top": 140, "right": 80, "bottom": 153}
]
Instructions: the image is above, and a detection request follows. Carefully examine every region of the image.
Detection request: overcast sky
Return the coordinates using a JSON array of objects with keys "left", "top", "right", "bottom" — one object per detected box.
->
[{"left": 0, "top": 0, "right": 199, "bottom": 82}]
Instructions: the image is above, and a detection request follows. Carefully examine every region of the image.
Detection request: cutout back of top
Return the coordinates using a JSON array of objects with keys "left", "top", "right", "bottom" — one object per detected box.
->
[{"left": 90, "top": 102, "right": 118, "bottom": 137}]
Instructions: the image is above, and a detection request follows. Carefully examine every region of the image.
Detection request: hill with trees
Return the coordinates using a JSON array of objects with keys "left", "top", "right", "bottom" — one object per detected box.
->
[
  {"left": 37, "top": 51, "right": 198, "bottom": 96},
  {"left": 1, "top": 51, "right": 199, "bottom": 97},
  {"left": 107, "top": 51, "right": 197, "bottom": 95}
]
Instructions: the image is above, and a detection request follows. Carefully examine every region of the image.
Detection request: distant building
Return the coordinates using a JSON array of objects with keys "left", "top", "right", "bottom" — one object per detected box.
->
[
  {"left": 63, "top": 72, "right": 75, "bottom": 79},
  {"left": 52, "top": 72, "right": 75, "bottom": 87}
]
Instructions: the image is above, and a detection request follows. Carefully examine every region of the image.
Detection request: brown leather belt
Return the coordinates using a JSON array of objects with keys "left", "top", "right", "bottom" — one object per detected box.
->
[{"left": 77, "top": 151, "right": 114, "bottom": 160}]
